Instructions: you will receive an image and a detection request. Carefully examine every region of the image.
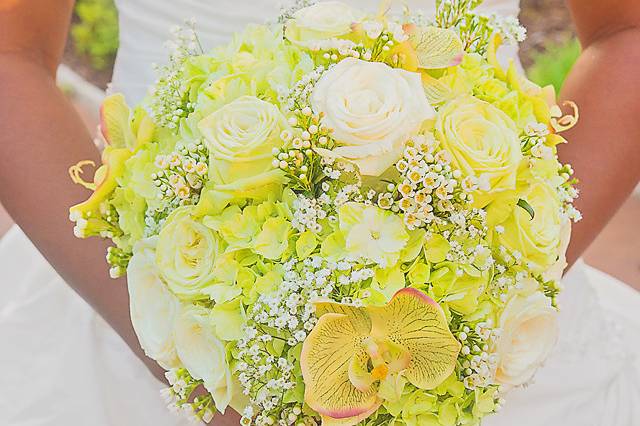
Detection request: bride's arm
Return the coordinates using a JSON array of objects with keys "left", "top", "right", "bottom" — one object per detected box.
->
[
  {"left": 0, "top": 0, "right": 168, "bottom": 380},
  {"left": 0, "top": 4, "right": 242, "bottom": 422},
  {"left": 560, "top": 0, "right": 640, "bottom": 265}
]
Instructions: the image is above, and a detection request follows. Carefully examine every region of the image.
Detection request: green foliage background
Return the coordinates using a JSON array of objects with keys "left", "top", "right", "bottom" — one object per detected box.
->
[
  {"left": 527, "top": 38, "right": 581, "bottom": 93},
  {"left": 72, "top": 0, "right": 119, "bottom": 70}
]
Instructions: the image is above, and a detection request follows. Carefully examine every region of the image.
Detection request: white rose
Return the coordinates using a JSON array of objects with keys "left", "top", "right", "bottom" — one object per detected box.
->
[
  {"left": 284, "top": 1, "right": 364, "bottom": 48},
  {"left": 311, "top": 58, "right": 434, "bottom": 176},
  {"left": 174, "top": 304, "right": 234, "bottom": 412},
  {"left": 495, "top": 289, "right": 558, "bottom": 387},
  {"left": 127, "top": 237, "right": 181, "bottom": 370}
]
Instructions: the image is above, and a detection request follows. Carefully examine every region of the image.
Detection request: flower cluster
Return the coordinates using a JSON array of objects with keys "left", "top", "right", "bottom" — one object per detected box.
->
[
  {"left": 387, "top": 134, "right": 477, "bottom": 229},
  {"left": 153, "top": 142, "right": 208, "bottom": 204},
  {"left": 162, "top": 368, "right": 216, "bottom": 424},
  {"left": 70, "top": 1, "right": 580, "bottom": 425},
  {"left": 149, "top": 21, "right": 202, "bottom": 129}
]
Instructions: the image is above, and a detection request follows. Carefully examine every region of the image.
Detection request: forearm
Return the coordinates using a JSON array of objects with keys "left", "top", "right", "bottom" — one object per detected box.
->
[
  {"left": 558, "top": 28, "right": 640, "bottom": 266},
  {"left": 0, "top": 54, "right": 164, "bottom": 381}
]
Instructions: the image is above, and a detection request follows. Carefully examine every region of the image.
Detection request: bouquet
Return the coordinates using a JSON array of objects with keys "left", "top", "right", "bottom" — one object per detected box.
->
[{"left": 70, "top": 1, "right": 580, "bottom": 425}]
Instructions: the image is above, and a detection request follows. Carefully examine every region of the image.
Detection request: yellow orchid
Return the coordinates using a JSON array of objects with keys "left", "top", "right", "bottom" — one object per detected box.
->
[
  {"left": 405, "top": 25, "right": 464, "bottom": 70},
  {"left": 68, "top": 147, "right": 132, "bottom": 222},
  {"left": 69, "top": 94, "right": 155, "bottom": 225},
  {"left": 488, "top": 34, "right": 578, "bottom": 130},
  {"left": 300, "top": 288, "right": 461, "bottom": 426}
]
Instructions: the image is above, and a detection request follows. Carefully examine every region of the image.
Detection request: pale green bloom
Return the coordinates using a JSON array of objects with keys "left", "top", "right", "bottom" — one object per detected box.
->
[
  {"left": 339, "top": 202, "right": 409, "bottom": 267},
  {"left": 424, "top": 233, "right": 451, "bottom": 264},
  {"left": 430, "top": 262, "right": 489, "bottom": 315},
  {"left": 295, "top": 230, "right": 318, "bottom": 259},
  {"left": 111, "top": 187, "right": 146, "bottom": 246},
  {"left": 119, "top": 143, "right": 162, "bottom": 208},
  {"left": 201, "top": 254, "right": 243, "bottom": 304},
  {"left": 320, "top": 230, "right": 348, "bottom": 262},
  {"left": 254, "top": 216, "right": 293, "bottom": 260},
  {"left": 372, "top": 264, "right": 406, "bottom": 300},
  {"left": 243, "top": 270, "right": 282, "bottom": 305},
  {"left": 203, "top": 205, "right": 261, "bottom": 250},
  {"left": 210, "top": 298, "right": 246, "bottom": 341},
  {"left": 399, "top": 391, "right": 439, "bottom": 426}
]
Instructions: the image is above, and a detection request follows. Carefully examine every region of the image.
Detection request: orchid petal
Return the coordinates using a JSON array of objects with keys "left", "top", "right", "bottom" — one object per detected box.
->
[{"left": 407, "top": 26, "right": 464, "bottom": 69}]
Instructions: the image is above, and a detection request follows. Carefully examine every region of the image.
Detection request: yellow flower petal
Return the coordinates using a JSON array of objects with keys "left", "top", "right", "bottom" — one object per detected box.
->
[
  {"left": 407, "top": 26, "right": 463, "bottom": 69},
  {"left": 69, "top": 147, "right": 132, "bottom": 220},
  {"left": 301, "top": 312, "right": 381, "bottom": 420},
  {"left": 100, "top": 94, "right": 135, "bottom": 149},
  {"left": 301, "top": 289, "right": 460, "bottom": 423},
  {"left": 368, "top": 288, "right": 461, "bottom": 390}
]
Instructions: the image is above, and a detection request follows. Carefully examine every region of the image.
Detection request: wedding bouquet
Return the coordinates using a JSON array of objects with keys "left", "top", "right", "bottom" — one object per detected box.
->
[{"left": 70, "top": 1, "right": 580, "bottom": 425}]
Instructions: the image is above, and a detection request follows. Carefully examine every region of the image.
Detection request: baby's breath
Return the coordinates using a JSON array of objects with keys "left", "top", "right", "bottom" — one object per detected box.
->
[
  {"left": 149, "top": 21, "right": 202, "bottom": 130},
  {"left": 162, "top": 368, "right": 216, "bottom": 424}
]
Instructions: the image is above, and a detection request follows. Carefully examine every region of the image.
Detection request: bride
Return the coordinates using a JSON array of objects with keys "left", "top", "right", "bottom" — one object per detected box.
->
[{"left": 0, "top": 0, "right": 639, "bottom": 425}]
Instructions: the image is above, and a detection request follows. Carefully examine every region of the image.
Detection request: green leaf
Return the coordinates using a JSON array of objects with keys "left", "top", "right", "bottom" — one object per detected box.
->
[{"left": 517, "top": 198, "right": 536, "bottom": 220}]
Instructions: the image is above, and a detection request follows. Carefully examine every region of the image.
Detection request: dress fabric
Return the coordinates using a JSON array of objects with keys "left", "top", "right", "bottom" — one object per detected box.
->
[{"left": 0, "top": 1, "right": 638, "bottom": 425}]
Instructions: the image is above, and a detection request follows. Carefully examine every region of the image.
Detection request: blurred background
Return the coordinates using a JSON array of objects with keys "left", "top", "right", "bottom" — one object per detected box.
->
[{"left": 0, "top": 0, "right": 637, "bottom": 289}]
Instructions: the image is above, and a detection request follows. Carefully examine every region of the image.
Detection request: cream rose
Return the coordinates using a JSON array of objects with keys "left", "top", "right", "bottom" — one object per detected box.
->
[
  {"left": 156, "top": 206, "right": 222, "bottom": 300},
  {"left": 542, "top": 219, "right": 571, "bottom": 283},
  {"left": 127, "top": 237, "right": 181, "bottom": 369},
  {"left": 498, "top": 180, "right": 562, "bottom": 273},
  {"left": 311, "top": 58, "right": 434, "bottom": 176},
  {"left": 495, "top": 288, "right": 558, "bottom": 387},
  {"left": 436, "top": 96, "right": 523, "bottom": 207},
  {"left": 174, "top": 305, "right": 234, "bottom": 412},
  {"left": 198, "top": 96, "right": 287, "bottom": 191},
  {"left": 284, "top": 1, "right": 364, "bottom": 48}
]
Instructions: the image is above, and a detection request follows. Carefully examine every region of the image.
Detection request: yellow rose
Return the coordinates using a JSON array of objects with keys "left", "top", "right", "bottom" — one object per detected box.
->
[
  {"left": 284, "top": 1, "right": 364, "bottom": 48},
  {"left": 435, "top": 96, "right": 523, "bottom": 207},
  {"left": 156, "top": 206, "right": 222, "bottom": 300},
  {"left": 198, "top": 96, "right": 287, "bottom": 192},
  {"left": 495, "top": 285, "right": 558, "bottom": 387},
  {"left": 498, "top": 180, "right": 562, "bottom": 273},
  {"left": 312, "top": 58, "right": 435, "bottom": 176}
]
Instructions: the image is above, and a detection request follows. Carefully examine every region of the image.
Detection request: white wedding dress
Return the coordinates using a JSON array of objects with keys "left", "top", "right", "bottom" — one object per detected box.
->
[{"left": 0, "top": 1, "right": 638, "bottom": 425}]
